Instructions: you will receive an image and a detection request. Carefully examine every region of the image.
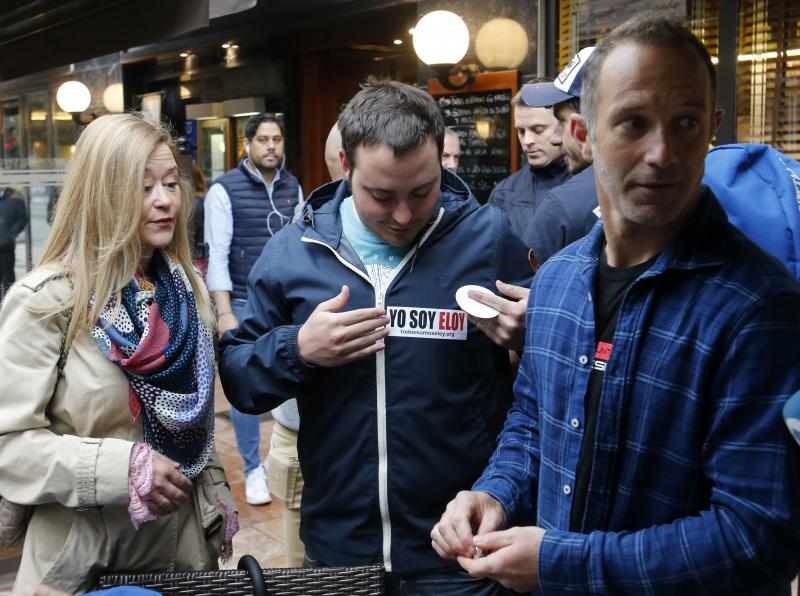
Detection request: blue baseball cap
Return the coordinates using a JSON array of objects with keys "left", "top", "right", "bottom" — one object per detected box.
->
[{"left": 520, "top": 47, "right": 595, "bottom": 108}]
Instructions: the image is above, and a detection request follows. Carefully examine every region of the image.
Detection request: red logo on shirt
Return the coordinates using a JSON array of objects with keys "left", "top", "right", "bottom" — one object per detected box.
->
[{"left": 593, "top": 341, "right": 613, "bottom": 371}]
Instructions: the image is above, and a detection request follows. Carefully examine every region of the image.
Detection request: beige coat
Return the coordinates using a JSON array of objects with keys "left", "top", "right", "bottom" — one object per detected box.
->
[{"left": 0, "top": 268, "right": 236, "bottom": 594}]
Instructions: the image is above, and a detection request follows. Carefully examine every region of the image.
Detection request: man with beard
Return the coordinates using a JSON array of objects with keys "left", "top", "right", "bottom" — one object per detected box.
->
[{"left": 205, "top": 113, "right": 303, "bottom": 506}]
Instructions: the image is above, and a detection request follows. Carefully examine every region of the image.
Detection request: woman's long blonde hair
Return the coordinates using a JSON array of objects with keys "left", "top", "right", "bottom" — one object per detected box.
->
[{"left": 39, "top": 113, "right": 214, "bottom": 345}]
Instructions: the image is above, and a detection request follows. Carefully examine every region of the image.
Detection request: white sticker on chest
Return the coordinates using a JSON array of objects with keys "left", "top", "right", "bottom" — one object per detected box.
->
[{"left": 387, "top": 306, "right": 468, "bottom": 340}]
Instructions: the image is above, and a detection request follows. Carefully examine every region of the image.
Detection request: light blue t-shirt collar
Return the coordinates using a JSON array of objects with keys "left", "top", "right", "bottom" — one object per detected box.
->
[{"left": 339, "top": 195, "right": 410, "bottom": 269}]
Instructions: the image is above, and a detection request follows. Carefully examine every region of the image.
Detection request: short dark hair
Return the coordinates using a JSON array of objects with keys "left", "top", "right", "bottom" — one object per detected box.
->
[
  {"left": 557, "top": 97, "right": 581, "bottom": 116},
  {"left": 338, "top": 77, "right": 445, "bottom": 169},
  {"left": 511, "top": 77, "right": 551, "bottom": 106},
  {"left": 581, "top": 14, "right": 717, "bottom": 137},
  {"left": 245, "top": 113, "right": 285, "bottom": 141}
]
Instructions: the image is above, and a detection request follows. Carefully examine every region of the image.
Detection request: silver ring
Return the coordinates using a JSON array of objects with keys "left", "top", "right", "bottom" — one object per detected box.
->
[{"left": 161, "top": 495, "right": 169, "bottom": 508}]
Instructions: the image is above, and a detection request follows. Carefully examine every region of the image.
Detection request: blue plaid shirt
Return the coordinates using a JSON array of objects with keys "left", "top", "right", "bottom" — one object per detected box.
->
[{"left": 474, "top": 189, "right": 800, "bottom": 595}]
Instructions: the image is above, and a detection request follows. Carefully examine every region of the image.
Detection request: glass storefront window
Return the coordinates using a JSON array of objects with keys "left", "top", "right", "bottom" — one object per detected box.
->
[
  {"left": 27, "top": 92, "right": 49, "bottom": 159},
  {"left": 736, "top": 0, "right": 800, "bottom": 158},
  {"left": 0, "top": 54, "right": 123, "bottom": 281},
  {"left": 25, "top": 91, "right": 53, "bottom": 271},
  {"left": 558, "top": 0, "right": 798, "bottom": 158},
  {"left": 198, "top": 118, "right": 229, "bottom": 182},
  {"left": 0, "top": 100, "right": 26, "bottom": 280},
  {"left": 54, "top": 109, "right": 79, "bottom": 160},
  {"left": 1, "top": 101, "right": 21, "bottom": 160},
  {"left": 557, "top": 0, "right": 687, "bottom": 69},
  {"left": 235, "top": 116, "right": 249, "bottom": 163}
]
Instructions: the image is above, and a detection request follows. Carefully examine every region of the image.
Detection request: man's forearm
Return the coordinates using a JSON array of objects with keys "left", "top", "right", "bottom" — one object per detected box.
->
[
  {"left": 212, "top": 290, "right": 234, "bottom": 315},
  {"left": 537, "top": 506, "right": 800, "bottom": 595},
  {"left": 472, "top": 407, "right": 540, "bottom": 525},
  {"left": 212, "top": 290, "right": 239, "bottom": 337}
]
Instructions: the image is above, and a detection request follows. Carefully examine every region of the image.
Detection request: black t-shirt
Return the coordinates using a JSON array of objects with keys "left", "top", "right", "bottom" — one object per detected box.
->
[{"left": 569, "top": 249, "right": 657, "bottom": 531}]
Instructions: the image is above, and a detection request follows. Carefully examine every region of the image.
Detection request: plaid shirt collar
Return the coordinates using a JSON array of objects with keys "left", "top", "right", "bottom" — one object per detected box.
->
[{"left": 574, "top": 185, "right": 727, "bottom": 278}]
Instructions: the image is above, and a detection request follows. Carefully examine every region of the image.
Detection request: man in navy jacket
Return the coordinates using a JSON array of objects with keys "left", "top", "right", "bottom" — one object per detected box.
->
[
  {"left": 520, "top": 48, "right": 600, "bottom": 267},
  {"left": 487, "top": 79, "right": 568, "bottom": 241},
  {"left": 205, "top": 113, "right": 303, "bottom": 506},
  {"left": 219, "top": 79, "right": 532, "bottom": 594}
]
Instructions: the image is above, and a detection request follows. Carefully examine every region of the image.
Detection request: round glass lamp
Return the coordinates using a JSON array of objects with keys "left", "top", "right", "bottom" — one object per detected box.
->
[
  {"left": 413, "top": 10, "right": 469, "bottom": 66},
  {"left": 56, "top": 81, "right": 91, "bottom": 113},
  {"left": 475, "top": 18, "right": 529, "bottom": 69},
  {"left": 102, "top": 83, "right": 124, "bottom": 113}
]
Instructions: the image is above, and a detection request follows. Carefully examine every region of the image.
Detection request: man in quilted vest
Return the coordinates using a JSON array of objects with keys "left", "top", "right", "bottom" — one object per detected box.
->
[{"left": 204, "top": 113, "right": 303, "bottom": 505}]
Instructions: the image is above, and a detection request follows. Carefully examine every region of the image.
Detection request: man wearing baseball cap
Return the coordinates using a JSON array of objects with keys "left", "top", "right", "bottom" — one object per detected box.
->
[
  {"left": 520, "top": 47, "right": 601, "bottom": 266},
  {"left": 487, "top": 78, "right": 568, "bottom": 241}
]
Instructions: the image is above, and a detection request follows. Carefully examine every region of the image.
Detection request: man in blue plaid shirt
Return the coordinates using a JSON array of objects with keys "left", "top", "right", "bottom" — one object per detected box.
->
[{"left": 432, "top": 14, "right": 800, "bottom": 595}]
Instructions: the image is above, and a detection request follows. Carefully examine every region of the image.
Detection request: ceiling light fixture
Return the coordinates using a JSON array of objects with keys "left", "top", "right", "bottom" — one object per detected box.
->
[
  {"left": 412, "top": 11, "right": 476, "bottom": 91},
  {"left": 56, "top": 80, "right": 91, "bottom": 113}
]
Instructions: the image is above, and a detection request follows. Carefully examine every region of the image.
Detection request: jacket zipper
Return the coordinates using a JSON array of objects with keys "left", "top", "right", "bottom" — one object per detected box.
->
[{"left": 300, "top": 207, "right": 444, "bottom": 571}]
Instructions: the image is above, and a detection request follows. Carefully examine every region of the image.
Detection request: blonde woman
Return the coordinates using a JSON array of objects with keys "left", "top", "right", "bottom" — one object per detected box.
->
[{"left": 0, "top": 113, "right": 237, "bottom": 593}]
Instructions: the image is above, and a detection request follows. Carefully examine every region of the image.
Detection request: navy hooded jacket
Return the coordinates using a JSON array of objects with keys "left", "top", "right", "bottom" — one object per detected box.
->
[{"left": 219, "top": 171, "right": 533, "bottom": 574}]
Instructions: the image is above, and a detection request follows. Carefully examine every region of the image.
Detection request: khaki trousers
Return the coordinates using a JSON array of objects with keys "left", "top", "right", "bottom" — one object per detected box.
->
[{"left": 267, "top": 421, "right": 305, "bottom": 567}]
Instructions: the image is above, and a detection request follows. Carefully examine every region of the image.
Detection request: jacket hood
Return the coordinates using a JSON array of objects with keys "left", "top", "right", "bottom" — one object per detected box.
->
[{"left": 299, "top": 169, "right": 479, "bottom": 248}]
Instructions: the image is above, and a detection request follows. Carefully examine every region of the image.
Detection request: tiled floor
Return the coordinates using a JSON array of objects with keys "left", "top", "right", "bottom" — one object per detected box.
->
[{"left": 0, "top": 377, "right": 287, "bottom": 593}]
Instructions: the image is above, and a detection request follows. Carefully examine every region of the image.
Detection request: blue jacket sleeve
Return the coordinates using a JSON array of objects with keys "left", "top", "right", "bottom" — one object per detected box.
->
[
  {"left": 472, "top": 357, "right": 541, "bottom": 525},
  {"left": 490, "top": 205, "right": 534, "bottom": 288},
  {"left": 537, "top": 288, "right": 800, "bottom": 595},
  {"left": 218, "top": 237, "right": 315, "bottom": 414},
  {"left": 472, "top": 209, "right": 537, "bottom": 522},
  {"left": 523, "top": 191, "right": 567, "bottom": 265}
]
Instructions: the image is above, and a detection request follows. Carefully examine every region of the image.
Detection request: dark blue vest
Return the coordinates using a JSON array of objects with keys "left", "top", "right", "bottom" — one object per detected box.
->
[{"left": 215, "top": 161, "right": 300, "bottom": 300}]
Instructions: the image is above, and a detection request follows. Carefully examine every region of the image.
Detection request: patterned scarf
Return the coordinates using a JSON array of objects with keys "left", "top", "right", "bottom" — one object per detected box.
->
[{"left": 92, "top": 251, "right": 215, "bottom": 479}]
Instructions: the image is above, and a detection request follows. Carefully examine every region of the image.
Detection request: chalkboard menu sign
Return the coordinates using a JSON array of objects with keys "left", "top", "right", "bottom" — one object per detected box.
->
[{"left": 429, "top": 71, "right": 519, "bottom": 203}]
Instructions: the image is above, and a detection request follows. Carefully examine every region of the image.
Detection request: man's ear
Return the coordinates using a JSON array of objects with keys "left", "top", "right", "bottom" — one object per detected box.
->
[
  {"left": 339, "top": 149, "right": 352, "bottom": 180},
  {"left": 570, "top": 114, "right": 587, "bottom": 145},
  {"left": 570, "top": 114, "right": 593, "bottom": 162}
]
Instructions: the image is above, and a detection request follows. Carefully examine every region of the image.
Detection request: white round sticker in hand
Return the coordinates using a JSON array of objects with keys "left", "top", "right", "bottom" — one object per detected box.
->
[{"left": 455, "top": 285, "right": 500, "bottom": 319}]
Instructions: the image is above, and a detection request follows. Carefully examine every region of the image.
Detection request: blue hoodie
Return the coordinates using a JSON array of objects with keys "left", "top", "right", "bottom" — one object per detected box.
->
[{"left": 219, "top": 170, "right": 533, "bottom": 574}]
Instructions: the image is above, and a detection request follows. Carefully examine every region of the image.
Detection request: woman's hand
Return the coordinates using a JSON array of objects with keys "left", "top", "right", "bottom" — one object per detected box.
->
[{"left": 145, "top": 450, "right": 192, "bottom": 517}]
